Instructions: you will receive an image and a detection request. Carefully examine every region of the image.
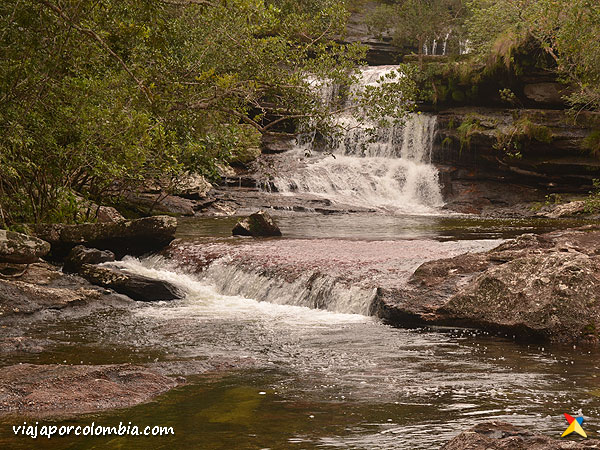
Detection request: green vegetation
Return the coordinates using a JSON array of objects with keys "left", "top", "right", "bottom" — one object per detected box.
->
[
  {"left": 367, "top": 0, "right": 466, "bottom": 66},
  {"left": 494, "top": 116, "right": 553, "bottom": 159},
  {"left": 585, "top": 179, "right": 600, "bottom": 213},
  {"left": 583, "top": 131, "right": 600, "bottom": 158},
  {"left": 456, "top": 115, "right": 483, "bottom": 151},
  {"left": 0, "top": 0, "right": 419, "bottom": 227},
  {"left": 467, "top": 0, "right": 600, "bottom": 110}
]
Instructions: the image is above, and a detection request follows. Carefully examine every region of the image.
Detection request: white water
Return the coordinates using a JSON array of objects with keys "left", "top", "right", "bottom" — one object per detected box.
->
[
  {"left": 271, "top": 66, "right": 444, "bottom": 214},
  {"left": 110, "top": 256, "right": 370, "bottom": 323}
]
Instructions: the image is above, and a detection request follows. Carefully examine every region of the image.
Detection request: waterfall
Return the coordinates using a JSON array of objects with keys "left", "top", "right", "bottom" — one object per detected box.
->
[{"left": 269, "top": 66, "right": 444, "bottom": 215}]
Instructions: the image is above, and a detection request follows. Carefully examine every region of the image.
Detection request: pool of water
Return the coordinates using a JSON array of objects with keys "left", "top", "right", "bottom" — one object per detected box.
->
[
  {"left": 177, "top": 213, "right": 593, "bottom": 241},
  {"left": 1, "top": 214, "right": 599, "bottom": 449}
]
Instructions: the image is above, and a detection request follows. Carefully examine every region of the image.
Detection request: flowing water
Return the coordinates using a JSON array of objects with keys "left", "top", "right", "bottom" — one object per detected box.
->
[
  {"left": 269, "top": 67, "right": 443, "bottom": 215},
  {"left": 2, "top": 216, "right": 600, "bottom": 450},
  {"left": 2, "top": 66, "right": 600, "bottom": 449}
]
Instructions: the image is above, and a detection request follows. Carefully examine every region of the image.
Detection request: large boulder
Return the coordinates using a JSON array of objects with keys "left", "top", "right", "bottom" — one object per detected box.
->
[
  {"left": 78, "top": 264, "right": 184, "bottom": 301},
  {"left": 371, "top": 227, "right": 600, "bottom": 345},
  {"left": 174, "top": 174, "right": 213, "bottom": 199},
  {"left": 122, "top": 192, "right": 197, "bottom": 216},
  {"left": 62, "top": 245, "right": 115, "bottom": 273},
  {"left": 0, "top": 230, "right": 50, "bottom": 264},
  {"left": 232, "top": 211, "right": 282, "bottom": 237},
  {"left": 33, "top": 215, "right": 177, "bottom": 259},
  {"left": 442, "top": 421, "right": 600, "bottom": 449}
]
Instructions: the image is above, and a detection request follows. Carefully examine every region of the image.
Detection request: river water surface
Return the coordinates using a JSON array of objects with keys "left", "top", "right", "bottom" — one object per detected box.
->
[{"left": 2, "top": 214, "right": 600, "bottom": 449}]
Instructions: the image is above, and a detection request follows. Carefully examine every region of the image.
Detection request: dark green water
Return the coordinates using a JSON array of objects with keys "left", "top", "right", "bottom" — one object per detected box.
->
[
  {"left": 1, "top": 214, "right": 599, "bottom": 449},
  {"left": 176, "top": 213, "right": 594, "bottom": 241}
]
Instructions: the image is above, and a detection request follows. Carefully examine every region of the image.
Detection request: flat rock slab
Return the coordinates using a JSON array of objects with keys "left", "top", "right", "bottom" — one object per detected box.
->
[
  {"left": 33, "top": 215, "right": 177, "bottom": 258},
  {"left": 0, "top": 262, "right": 131, "bottom": 318},
  {"left": 442, "top": 421, "right": 600, "bottom": 449},
  {"left": 0, "top": 364, "right": 178, "bottom": 417},
  {"left": 0, "top": 279, "right": 99, "bottom": 317},
  {"left": 165, "top": 238, "right": 498, "bottom": 289}
]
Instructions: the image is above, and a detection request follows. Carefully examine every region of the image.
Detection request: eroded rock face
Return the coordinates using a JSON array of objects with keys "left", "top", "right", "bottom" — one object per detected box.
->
[
  {"left": 33, "top": 215, "right": 177, "bottom": 258},
  {"left": 442, "top": 421, "right": 600, "bottom": 449},
  {"left": 0, "top": 364, "right": 179, "bottom": 417},
  {"left": 0, "top": 230, "right": 50, "bottom": 264},
  {"left": 63, "top": 245, "right": 116, "bottom": 273},
  {"left": 373, "top": 227, "right": 600, "bottom": 344},
  {"left": 232, "top": 211, "right": 282, "bottom": 237},
  {"left": 79, "top": 264, "right": 184, "bottom": 301}
]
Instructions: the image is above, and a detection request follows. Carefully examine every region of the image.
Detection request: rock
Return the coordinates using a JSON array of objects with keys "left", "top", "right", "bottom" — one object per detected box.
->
[
  {"left": 538, "top": 200, "right": 587, "bottom": 218},
  {"left": 122, "top": 192, "right": 196, "bottom": 216},
  {"left": 0, "top": 230, "right": 50, "bottom": 264},
  {"left": 232, "top": 211, "right": 282, "bottom": 237},
  {"left": 73, "top": 194, "right": 125, "bottom": 223},
  {"left": 78, "top": 264, "right": 184, "bottom": 301},
  {"left": 523, "top": 82, "right": 570, "bottom": 106},
  {"left": 0, "top": 363, "right": 179, "bottom": 417},
  {"left": 0, "top": 278, "right": 100, "bottom": 317},
  {"left": 441, "top": 251, "right": 600, "bottom": 343},
  {"left": 174, "top": 174, "right": 212, "bottom": 200},
  {"left": 372, "top": 227, "right": 600, "bottom": 345},
  {"left": 434, "top": 107, "right": 600, "bottom": 206},
  {"left": 96, "top": 206, "right": 125, "bottom": 223},
  {"left": 33, "top": 215, "right": 177, "bottom": 259},
  {"left": 0, "top": 262, "right": 131, "bottom": 318},
  {"left": 63, "top": 245, "right": 115, "bottom": 273},
  {"left": 261, "top": 133, "right": 296, "bottom": 154},
  {"left": 442, "top": 421, "right": 600, "bottom": 449}
]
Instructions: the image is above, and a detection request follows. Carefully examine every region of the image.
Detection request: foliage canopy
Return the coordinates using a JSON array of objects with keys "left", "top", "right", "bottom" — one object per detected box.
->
[{"left": 0, "top": 0, "right": 416, "bottom": 226}]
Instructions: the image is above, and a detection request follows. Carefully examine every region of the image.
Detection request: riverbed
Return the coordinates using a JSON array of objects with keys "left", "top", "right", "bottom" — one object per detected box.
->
[{"left": 1, "top": 213, "right": 599, "bottom": 449}]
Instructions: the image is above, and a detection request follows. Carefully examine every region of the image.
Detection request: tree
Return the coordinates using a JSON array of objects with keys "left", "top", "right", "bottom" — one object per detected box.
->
[
  {"left": 0, "top": 0, "right": 416, "bottom": 226},
  {"left": 367, "top": 0, "right": 467, "bottom": 66},
  {"left": 466, "top": 0, "right": 600, "bottom": 110}
]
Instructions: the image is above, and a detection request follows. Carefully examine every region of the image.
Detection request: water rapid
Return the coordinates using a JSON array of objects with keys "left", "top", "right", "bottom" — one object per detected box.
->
[{"left": 269, "top": 66, "right": 444, "bottom": 214}]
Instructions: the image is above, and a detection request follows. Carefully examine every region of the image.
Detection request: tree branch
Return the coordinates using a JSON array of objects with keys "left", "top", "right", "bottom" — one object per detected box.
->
[{"left": 38, "top": 0, "right": 153, "bottom": 104}]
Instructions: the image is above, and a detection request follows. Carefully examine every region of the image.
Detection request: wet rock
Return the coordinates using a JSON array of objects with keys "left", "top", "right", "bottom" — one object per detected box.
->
[
  {"left": 442, "top": 421, "right": 600, "bottom": 449},
  {"left": 63, "top": 245, "right": 115, "bottom": 273},
  {"left": 0, "top": 278, "right": 100, "bottom": 317},
  {"left": 79, "top": 264, "right": 184, "bottom": 301},
  {"left": 261, "top": 133, "right": 296, "bottom": 154},
  {"left": 0, "top": 262, "right": 131, "bottom": 318},
  {"left": 373, "top": 227, "right": 600, "bottom": 345},
  {"left": 0, "top": 230, "right": 50, "bottom": 264},
  {"left": 0, "top": 363, "right": 179, "bottom": 417},
  {"left": 232, "top": 211, "right": 282, "bottom": 237},
  {"left": 33, "top": 215, "right": 177, "bottom": 259},
  {"left": 0, "top": 337, "right": 49, "bottom": 354}
]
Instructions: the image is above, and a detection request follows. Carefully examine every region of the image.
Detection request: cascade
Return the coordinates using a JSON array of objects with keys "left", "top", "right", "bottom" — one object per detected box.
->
[{"left": 269, "top": 66, "right": 444, "bottom": 215}]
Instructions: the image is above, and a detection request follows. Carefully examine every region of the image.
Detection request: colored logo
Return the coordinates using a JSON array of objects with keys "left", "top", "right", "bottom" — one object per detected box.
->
[{"left": 562, "top": 413, "right": 587, "bottom": 438}]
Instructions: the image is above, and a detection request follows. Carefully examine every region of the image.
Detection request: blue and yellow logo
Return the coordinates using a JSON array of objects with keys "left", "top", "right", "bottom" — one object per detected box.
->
[{"left": 562, "top": 413, "right": 587, "bottom": 438}]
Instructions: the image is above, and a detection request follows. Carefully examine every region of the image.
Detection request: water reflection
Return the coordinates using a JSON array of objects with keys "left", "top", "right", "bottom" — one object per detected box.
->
[{"left": 177, "top": 213, "right": 593, "bottom": 241}]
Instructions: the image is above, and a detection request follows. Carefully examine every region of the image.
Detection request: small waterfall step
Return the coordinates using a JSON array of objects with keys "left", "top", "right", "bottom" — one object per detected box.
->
[{"left": 264, "top": 66, "right": 444, "bottom": 215}]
